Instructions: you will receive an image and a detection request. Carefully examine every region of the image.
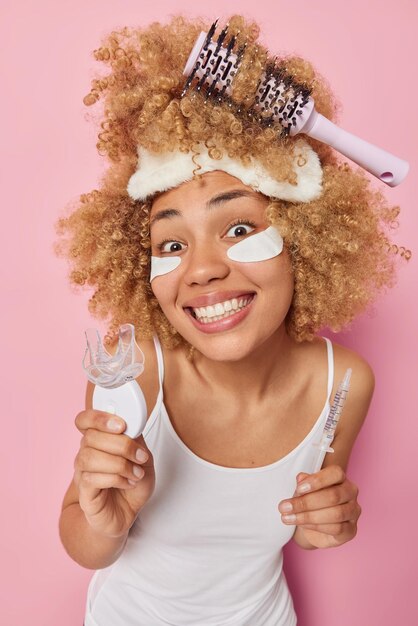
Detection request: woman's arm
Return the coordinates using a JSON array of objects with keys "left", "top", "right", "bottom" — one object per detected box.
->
[
  {"left": 59, "top": 338, "right": 159, "bottom": 568},
  {"left": 285, "top": 350, "right": 375, "bottom": 550},
  {"left": 59, "top": 483, "right": 129, "bottom": 569}
]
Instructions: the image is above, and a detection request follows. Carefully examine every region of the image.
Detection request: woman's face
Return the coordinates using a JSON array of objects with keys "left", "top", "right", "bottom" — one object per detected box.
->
[{"left": 149, "top": 171, "right": 294, "bottom": 361}]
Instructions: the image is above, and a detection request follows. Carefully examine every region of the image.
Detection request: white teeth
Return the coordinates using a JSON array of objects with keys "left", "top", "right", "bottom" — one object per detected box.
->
[{"left": 191, "top": 295, "right": 254, "bottom": 322}]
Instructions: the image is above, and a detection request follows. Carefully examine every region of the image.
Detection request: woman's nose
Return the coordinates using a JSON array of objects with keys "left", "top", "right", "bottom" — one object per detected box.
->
[{"left": 183, "top": 241, "right": 230, "bottom": 286}]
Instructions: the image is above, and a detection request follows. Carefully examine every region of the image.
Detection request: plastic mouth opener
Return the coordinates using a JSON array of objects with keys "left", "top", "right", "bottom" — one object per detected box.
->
[{"left": 83, "top": 323, "right": 148, "bottom": 438}]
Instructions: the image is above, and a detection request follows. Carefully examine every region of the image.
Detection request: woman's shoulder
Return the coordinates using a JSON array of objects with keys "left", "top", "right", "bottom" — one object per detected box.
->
[
  {"left": 300, "top": 336, "right": 374, "bottom": 386},
  {"left": 295, "top": 336, "right": 375, "bottom": 419},
  {"left": 327, "top": 338, "right": 375, "bottom": 395}
]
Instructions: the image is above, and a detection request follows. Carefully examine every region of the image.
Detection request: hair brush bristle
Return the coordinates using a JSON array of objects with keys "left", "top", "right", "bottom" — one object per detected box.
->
[
  {"left": 181, "top": 20, "right": 311, "bottom": 136},
  {"left": 181, "top": 19, "right": 409, "bottom": 186}
]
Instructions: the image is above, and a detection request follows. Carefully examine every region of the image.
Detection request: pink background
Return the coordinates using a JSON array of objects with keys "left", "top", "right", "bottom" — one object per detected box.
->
[{"left": 2, "top": 0, "right": 417, "bottom": 624}]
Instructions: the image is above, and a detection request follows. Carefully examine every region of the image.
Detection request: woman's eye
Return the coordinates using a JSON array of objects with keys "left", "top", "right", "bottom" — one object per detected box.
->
[
  {"left": 159, "top": 241, "right": 185, "bottom": 254},
  {"left": 226, "top": 222, "right": 256, "bottom": 238}
]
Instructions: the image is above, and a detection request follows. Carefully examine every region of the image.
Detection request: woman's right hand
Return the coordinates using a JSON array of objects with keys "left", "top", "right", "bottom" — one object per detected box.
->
[{"left": 73, "top": 409, "right": 155, "bottom": 539}]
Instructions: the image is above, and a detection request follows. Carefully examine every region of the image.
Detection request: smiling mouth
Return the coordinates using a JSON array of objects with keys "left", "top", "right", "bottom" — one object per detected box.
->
[{"left": 184, "top": 293, "right": 256, "bottom": 324}]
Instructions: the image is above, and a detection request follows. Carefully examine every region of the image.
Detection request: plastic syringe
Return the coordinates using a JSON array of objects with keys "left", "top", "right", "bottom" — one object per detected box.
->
[{"left": 312, "top": 368, "right": 352, "bottom": 473}]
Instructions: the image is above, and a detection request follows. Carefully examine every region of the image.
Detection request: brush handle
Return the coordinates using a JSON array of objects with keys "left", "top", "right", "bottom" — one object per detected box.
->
[{"left": 299, "top": 110, "right": 409, "bottom": 187}]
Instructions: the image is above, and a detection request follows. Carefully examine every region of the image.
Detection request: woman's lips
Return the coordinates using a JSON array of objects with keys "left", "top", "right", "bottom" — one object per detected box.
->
[
  {"left": 182, "top": 290, "right": 255, "bottom": 309},
  {"left": 184, "top": 294, "right": 256, "bottom": 334}
]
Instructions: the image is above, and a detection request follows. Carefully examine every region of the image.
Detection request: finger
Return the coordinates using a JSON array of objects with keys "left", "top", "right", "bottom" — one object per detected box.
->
[
  {"left": 81, "top": 430, "right": 149, "bottom": 467},
  {"left": 296, "top": 472, "right": 310, "bottom": 484},
  {"left": 79, "top": 471, "right": 139, "bottom": 496},
  {"left": 133, "top": 434, "right": 153, "bottom": 464},
  {"left": 281, "top": 501, "right": 361, "bottom": 526},
  {"left": 280, "top": 483, "right": 356, "bottom": 515},
  {"left": 297, "top": 521, "right": 356, "bottom": 536},
  {"left": 75, "top": 447, "right": 145, "bottom": 484},
  {"left": 75, "top": 409, "right": 126, "bottom": 436},
  {"left": 294, "top": 464, "right": 346, "bottom": 495}
]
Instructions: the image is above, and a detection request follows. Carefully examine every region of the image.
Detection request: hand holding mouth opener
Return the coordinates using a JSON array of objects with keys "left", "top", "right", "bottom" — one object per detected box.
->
[
  {"left": 82, "top": 323, "right": 148, "bottom": 438},
  {"left": 312, "top": 369, "right": 352, "bottom": 472}
]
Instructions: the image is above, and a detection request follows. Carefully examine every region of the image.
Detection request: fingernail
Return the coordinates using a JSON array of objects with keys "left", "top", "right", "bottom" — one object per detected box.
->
[
  {"left": 108, "top": 418, "right": 122, "bottom": 431},
  {"left": 133, "top": 465, "right": 144, "bottom": 478},
  {"left": 282, "top": 514, "right": 296, "bottom": 523},
  {"left": 296, "top": 482, "right": 311, "bottom": 494},
  {"left": 136, "top": 448, "right": 148, "bottom": 463},
  {"left": 279, "top": 502, "right": 293, "bottom": 513}
]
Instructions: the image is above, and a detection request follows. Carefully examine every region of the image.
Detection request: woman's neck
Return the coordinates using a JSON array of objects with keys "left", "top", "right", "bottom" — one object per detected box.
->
[{"left": 191, "top": 326, "right": 296, "bottom": 404}]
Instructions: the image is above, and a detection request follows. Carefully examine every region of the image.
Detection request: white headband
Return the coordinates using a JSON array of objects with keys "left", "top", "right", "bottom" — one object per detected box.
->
[{"left": 127, "top": 139, "right": 323, "bottom": 203}]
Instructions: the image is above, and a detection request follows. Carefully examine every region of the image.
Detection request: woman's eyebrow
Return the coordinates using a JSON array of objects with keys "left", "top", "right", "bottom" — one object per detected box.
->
[
  {"left": 207, "top": 189, "right": 255, "bottom": 208},
  {"left": 149, "top": 189, "right": 256, "bottom": 225},
  {"left": 150, "top": 208, "right": 179, "bottom": 225}
]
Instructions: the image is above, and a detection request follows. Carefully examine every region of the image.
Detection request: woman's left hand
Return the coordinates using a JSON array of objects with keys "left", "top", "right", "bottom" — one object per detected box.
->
[{"left": 278, "top": 464, "right": 361, "bottom": 549}]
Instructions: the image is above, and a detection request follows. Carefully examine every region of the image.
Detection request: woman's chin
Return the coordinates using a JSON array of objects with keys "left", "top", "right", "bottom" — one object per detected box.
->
[{"left": 185, "top": 331, "right": 263, "bottom": 363}]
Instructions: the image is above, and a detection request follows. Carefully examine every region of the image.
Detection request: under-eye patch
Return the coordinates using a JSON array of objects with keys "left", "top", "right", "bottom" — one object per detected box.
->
[
  {"left": 227, "top": 226, "right": 283, "bottom": 262},
  {"left": 150, "top": 256, "right": 181, "bottom": 282}
]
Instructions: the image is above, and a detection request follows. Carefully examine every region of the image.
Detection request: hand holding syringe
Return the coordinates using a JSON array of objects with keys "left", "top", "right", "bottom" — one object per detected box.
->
[{"left": 312, "top": 369, "right": 352, "bottom": 472}]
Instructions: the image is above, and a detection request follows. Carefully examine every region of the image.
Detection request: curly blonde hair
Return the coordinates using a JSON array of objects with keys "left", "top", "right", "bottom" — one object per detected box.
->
[{"left": 55, "top": 15, "right": 409, "bottom": 349}]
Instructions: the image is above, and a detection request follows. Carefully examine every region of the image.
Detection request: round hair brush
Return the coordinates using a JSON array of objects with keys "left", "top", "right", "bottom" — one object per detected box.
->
[{"left": 182, "top": 21, "right": 409, "bottom": 187}]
